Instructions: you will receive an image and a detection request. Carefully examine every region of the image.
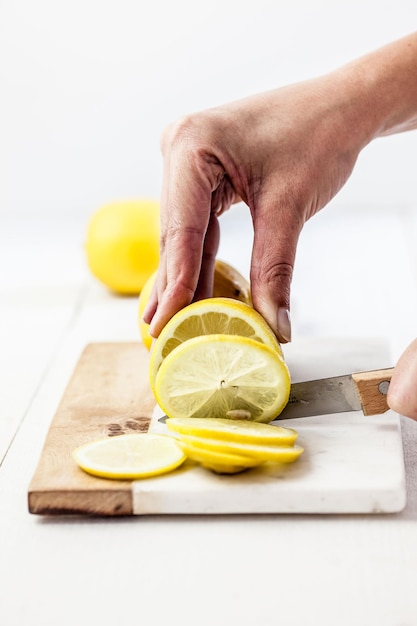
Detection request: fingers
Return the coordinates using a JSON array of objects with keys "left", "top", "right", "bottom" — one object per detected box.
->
[
  {"left": 387, "top": 338, "right": 417, "bottom": 420},
  {"left": 149, "top": 194, "right": 210, "bottom": 337},
  {"left": 193, "top": 213, "right": 220, "bottom": 301},
  {"left": 147, "top": 118, "right": 226, "bottom": 337},
  {"left": 142, "top": 281, "right": 158, "bottom": 325},
  {"left": 143, "top": 212, "right": 220, "bottom": 330},
  {"left": 249, "top": 197, "right": 303, "bottom": 343}
]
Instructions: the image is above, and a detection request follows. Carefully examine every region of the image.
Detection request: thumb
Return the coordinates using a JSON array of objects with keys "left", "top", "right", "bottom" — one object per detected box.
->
[
  {"left": 387, "top": 337, "right": 417, "bottom": 419},
  {"left": 249, "top": 204, "right": 302, "bottom": 343}
]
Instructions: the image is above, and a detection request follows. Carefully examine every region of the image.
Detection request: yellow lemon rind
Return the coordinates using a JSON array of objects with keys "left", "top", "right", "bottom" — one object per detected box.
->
[
  {"left": 166, "top": 417, "right": 297, "bottom": 445},
  {"left": 138, "top": 269, "right": 157, "bottom": 351},
  {"left": 178, "top": 441, "right": 261, "bottom": 474},
  {"left": 177, "top": 434, "right": 304, "bottom": 463},
  {"left": 85, "top": 199, "right": 160, "bottom": 295}
]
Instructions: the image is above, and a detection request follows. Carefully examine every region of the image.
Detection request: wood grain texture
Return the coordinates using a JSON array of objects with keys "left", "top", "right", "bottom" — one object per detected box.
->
[
  {"left": 352, "top": 368, "right": 394, "bottom": 416},
  {"left": 28, "top": 342, "right": 155, "bottom": 516}
]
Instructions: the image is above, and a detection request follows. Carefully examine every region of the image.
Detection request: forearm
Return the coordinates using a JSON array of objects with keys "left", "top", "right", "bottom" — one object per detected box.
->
[{"left": 339, "top": 32, "right": 417, "bottom": 140}]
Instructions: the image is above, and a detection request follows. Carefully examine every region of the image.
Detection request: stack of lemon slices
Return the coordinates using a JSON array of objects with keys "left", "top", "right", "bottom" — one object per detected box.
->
[
  {"left": 148, "top": 295, "right": 303, "bottom": 474},
  {"left": 150, "top": 297, "right": 290, "bottom": 424},
  {"left": 166, "top": 417, "right": 303, "bottom": 474},
  {"left": 73, "top": 270, "right": 303, "bottom": 479}
]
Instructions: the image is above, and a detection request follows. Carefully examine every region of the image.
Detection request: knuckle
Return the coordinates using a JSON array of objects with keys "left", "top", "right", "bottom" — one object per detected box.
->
[
  {"left": 166, "top": 279, "right": 195, "bottom": 305},
  {"left": 159, "top": 230, "right": 167, "bottom": 252},
  {"left": 166, "top": 222, "right": 206, "bottom": 242},
  {"left": 160, "top": 111, "right": 224, "bottom": 156},
  {"left": 160, "top": 113, "right": 205, "bottom": 154},
  {"left": 251, "top": 261, "right": 293, "bottom": 286},
  {"left": 164, "top": 223, "right": 206, "bottom": 264},
  {"left": 251, "top": 261, "right": 293, "bottom": 307}
]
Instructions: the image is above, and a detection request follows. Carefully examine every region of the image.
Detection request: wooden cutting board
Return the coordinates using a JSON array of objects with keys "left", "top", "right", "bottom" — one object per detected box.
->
[{"left": 28, "top": 340, "right": 406, "bottom": 516}]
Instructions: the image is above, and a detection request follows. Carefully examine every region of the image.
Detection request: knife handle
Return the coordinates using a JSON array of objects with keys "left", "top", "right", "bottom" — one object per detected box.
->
[{"left": 352, "top": 368, "right": 394, "bottom": 415}]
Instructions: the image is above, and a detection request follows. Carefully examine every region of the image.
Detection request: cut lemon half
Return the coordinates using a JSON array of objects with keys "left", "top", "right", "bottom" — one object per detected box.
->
[
  {"left": 178, "top": 440, "right": 261, "bottom": 474},
  {"left": 138, "top": 270, "right": 157, "bottom": 350},
  {"left": 212, "top": 260, "right": 252, "bottom": 305},
  {"left": 178, "top": 434, "right": 303, "bottom": 463},
  {"left": 149, "top": 297, "right": 282, "bottom": 388},
  {"left": 166, "top": 417, "right": 297, "bottom": 445},
  {"left": 73, "top": 433, "right": 186, "bottom": 480},
  {"left": 153, "top": 334, "right": 291, "bottom": 423}
]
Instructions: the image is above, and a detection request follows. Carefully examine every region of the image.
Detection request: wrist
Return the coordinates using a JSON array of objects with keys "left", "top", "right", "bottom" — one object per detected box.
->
[{"left": 344, "top": 33, "right": 417, "bottom": 140}]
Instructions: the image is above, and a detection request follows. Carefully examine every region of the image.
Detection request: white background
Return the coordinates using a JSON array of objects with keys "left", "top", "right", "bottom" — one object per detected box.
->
[
  {"left": 1, "top": 0, "right": 417, "bottom": 221},
  {"left": 2, "top": 6, "right": 417, "bottom": 625}
]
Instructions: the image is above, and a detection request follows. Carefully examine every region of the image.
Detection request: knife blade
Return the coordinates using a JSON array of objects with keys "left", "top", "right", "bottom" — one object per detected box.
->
[{"left": 275, "top": 367, "right": 394, "bottom": 420}]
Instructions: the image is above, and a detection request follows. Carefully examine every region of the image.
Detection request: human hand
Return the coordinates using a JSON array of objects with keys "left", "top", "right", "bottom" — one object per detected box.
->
[
  {"left": 144, "top": 74, "right": 372, "bottom": 342},
  {"left": 388, "top": 338, "right": 417, "bottom": 420},
  {"left": 143, "top": 33, "right": 417, "bottom": 343}
]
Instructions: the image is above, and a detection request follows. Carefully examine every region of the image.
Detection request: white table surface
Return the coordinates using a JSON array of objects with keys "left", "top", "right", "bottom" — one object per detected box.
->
[{"left": 1, "top": 204, "right": 417, "bottom": 626}]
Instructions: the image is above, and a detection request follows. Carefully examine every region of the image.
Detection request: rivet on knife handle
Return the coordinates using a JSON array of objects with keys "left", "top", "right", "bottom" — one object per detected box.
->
[{"left": 351, "top": 368, "right": 394, "bottom": 415}]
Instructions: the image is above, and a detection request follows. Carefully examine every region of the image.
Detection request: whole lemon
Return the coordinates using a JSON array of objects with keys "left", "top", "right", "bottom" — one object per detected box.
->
[{"left": 86, "top": 199, "right": 160, "bottom": 294}]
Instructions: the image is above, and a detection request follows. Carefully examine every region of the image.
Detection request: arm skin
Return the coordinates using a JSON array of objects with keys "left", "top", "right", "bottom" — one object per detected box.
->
[{"left": 144, "top": 32, "right": 417, "bottom": 419}]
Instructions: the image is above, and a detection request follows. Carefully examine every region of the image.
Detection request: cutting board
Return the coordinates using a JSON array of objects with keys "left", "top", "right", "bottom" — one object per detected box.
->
[{"left": 28, "top": 340, "right": 406, "bottom": 516}]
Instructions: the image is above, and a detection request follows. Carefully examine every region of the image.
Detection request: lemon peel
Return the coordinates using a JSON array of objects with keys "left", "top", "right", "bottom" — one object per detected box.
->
[
  {"left": 86, "top": 199, "right": 160, "bottom": 294},
  {"left": 178, "top": 440, "right": 260, "bottom": 474},
  {"left": 178, "top": 434, "right": 304, "bottom": 463},
  {"left": 166, "top": 416, "right": 297, "bottom": 445}
]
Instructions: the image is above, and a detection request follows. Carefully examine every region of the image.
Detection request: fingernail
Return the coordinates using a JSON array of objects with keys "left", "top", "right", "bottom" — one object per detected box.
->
[
  {"left": 277, "top": 307, "right": 291, "bottom": 343},
  {"left": 260, "top": 302, "right": 291, "bottom": 343}
]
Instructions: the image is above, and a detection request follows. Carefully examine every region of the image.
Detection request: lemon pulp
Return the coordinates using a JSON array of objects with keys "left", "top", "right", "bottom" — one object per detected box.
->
[
  {"left": 149, "top": 297, "right": 282, "bottom": 388},
  {"left": 153, "top": 334, "right": 290, "bottom": 423},
  {"left": 73, "top": 433, "right": 186, "bottom": 479}
]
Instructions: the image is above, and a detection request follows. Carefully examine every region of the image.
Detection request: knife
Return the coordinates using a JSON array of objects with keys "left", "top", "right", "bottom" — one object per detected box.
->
[
  {"left": 274, "top": 367, "right": 394, "bottom": 420},
  {"left": 157, "top": 367, "right": 395, "bottom": 424}
]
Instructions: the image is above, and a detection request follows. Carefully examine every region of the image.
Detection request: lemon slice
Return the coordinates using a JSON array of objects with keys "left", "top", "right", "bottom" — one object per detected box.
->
[
  {"left": 178, "top": 440, "right": 260, "bottom": 474},
  {"left": 153, "top": 334, "right": 291, "bottom": 423},
  {"left": 166, "top": 417, "right": 297, "bottom": 445},
  {"left": 149, "top": 297, "right": 281, "bottom": 388},
  {"left": 178, "top": 434, "right": 303, "bottom": 463},
  {"left": 73, "top": 433, "right": 186, "bottom": 479},
  {"left": 139, "top": 262, "right": 251, "bottom": 352}
]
